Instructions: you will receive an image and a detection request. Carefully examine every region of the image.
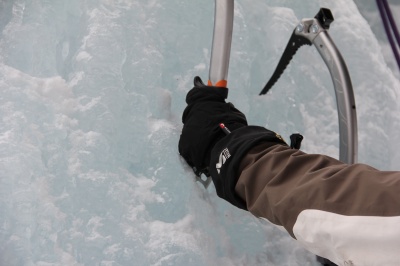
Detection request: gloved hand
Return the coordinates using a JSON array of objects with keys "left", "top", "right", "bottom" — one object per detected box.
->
[{"left": 178, "top": 76, "right": 248, "bottom": 176}]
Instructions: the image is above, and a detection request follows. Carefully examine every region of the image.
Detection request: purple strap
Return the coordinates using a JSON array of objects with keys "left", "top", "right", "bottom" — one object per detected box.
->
[{"left": 376, "top": 0, "right": 400, "bottom": 72}]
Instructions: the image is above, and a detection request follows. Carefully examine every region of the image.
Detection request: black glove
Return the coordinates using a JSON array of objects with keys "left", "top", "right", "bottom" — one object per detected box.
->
[{"left": 178, "top": 76, "right": 248, "bottom": 176}]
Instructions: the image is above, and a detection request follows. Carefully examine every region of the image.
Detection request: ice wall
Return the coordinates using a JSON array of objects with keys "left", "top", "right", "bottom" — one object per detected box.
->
[{"left": 0, "top": 0, "right": 399, "bottom": 265}]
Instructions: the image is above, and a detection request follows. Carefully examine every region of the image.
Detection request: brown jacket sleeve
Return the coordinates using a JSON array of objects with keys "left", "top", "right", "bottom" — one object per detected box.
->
[{"left": 209, "top": 126, "right": 400, "bottom": 265}]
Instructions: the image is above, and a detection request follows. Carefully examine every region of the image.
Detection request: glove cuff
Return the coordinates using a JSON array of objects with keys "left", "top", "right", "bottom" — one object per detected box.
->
[
  {"left": 186, "top": 86, "right": 228, "bottom": 105},
  {"left": 209, "top": 126, "right": 287, "bottom": 210}
]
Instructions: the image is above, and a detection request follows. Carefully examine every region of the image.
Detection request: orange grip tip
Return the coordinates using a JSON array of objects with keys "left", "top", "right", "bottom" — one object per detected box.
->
[{"left": 207, "top": 79, "right": 227, "bottom": 88}]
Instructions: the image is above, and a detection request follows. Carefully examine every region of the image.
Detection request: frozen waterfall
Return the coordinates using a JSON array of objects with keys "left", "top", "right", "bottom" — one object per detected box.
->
[{"left": 0, "top": 0, "right": 399, "bottom": 265}]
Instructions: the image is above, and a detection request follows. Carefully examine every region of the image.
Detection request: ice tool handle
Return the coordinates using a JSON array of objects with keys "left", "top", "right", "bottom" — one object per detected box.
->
[
  {"left": 194, "top": 0, "right": 234, "bottom": 189},
  {"left": 260, "top": 8, "right": 358, "bottom": 165},
  {"left": 208, "top": 0, "right": 234, "bottom": 88}
]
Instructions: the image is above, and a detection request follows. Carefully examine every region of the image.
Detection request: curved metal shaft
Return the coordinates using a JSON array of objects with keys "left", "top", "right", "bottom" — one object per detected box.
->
[
  {"left": 295, "top": 17, "right": 358, "bottom": 164},
  {"left": 314, "top": 32, "right": 358, "bottom": 164}
]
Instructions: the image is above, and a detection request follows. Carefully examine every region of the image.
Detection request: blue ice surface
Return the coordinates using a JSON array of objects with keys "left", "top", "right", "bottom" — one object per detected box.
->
[{"left": 0, "top": 0, "right": 399, "bottom": 265}]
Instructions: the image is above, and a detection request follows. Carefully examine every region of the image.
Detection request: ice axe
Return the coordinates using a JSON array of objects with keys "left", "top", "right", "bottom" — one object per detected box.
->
[
  {"left": 195, "top": 0, "right": 234, "bottom": 188},
  {"left": 260, "top": 8, "right": 358, "bottom": 165}
]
